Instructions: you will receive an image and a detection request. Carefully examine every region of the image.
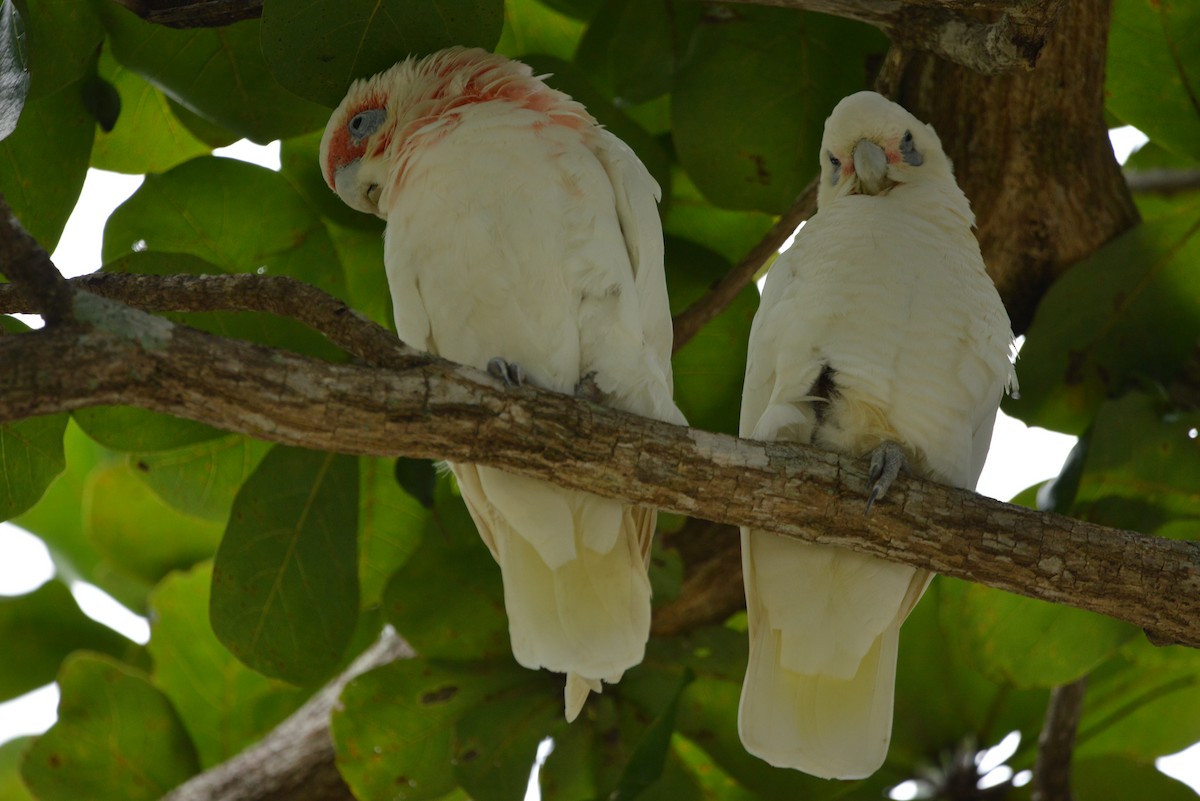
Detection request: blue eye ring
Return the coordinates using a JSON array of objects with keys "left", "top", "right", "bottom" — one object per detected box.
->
[
  {"left": 348, "top": 108, "right": 387, "bottom": 145},
  {"left": 828, "top": 152, "right": 841, "bottom": 170}
]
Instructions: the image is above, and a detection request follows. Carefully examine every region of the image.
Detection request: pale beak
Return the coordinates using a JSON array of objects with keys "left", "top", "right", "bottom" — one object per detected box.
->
[{"left": 852, "top": 139, "right": 890, "bottom": 196}]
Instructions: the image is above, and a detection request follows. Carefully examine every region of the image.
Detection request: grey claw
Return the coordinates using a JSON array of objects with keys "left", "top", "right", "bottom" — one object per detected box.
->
[
  {"left": 865, "top": 441, "right": 906, "bottom": 515},
  {"left": 487, "top": 357, "right": 525, "bottom": 387}
]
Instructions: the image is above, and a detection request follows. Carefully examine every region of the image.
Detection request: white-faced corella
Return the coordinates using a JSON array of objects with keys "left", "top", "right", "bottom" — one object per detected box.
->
[{"left": 737, "top": 91, "right": 1017, "bottom": 779}]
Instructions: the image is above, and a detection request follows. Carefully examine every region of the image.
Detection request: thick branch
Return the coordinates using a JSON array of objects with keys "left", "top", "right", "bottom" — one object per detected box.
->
[
  {"left": 162, "top": 628, "right": 414, "bottom": 801},
  {"left": 0, "top": 195, "right": 73, "bottom": 325},
  {"left": 718, "top": 0, "right": 1059, "bottom": 74},
  {"left": 1031, "top": 676, "right": 1089, "bottom": 801},
  {"left": 4, "top": 295, "right": 1199, "bottom": 649},
  {"left": 671, "top": 179, "right": 816, "bottom": 352}
]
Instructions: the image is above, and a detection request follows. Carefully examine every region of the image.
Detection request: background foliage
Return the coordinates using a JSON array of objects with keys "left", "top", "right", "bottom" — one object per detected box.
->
[{"left": 1, "top": 0, "right": 1199, "bottom": 799}]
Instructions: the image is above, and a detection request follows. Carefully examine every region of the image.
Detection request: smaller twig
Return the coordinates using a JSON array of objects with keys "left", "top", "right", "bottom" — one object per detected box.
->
[
  {"left": 1124, "top": 169, "right": 1200, "bottom": 196},
  {"left": 671, "top": 178, "right": 818, "bottom": 352},
  {"left": 0, "top": 194, "right": 74, "bottom": 325},
  {"left": 0, "top": 272, "right": 423, "bottom": 370},
  {"left": 110, "top": 0, "right": 263, "bottom": 28},
  {"left": 1032, "top": 676, "right": 1089, "bottom": 801}
]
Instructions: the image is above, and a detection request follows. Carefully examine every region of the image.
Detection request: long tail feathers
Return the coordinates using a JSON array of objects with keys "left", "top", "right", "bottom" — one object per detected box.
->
[
  {"left": 454, "top": 464, "right": 654, "bottom": 719},
  {"left": 739, "top": 529, "right": 929, "bottom": 779}
]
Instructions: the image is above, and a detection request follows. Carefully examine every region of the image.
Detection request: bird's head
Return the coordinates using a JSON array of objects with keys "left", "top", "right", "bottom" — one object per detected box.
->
[
  {"left": 320, "top": 48, "right": 587, "bottom": 219},
  {"left": 816, "top": 91, "right": 954, "bottom": 208}
]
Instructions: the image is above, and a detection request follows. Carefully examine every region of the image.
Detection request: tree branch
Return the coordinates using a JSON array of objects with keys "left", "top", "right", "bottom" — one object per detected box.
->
[
  {"left": 671, "top": 178, "right": 816, "bottom": 352},
  {"left": 162, "top": 628, "right": 414, "bottom": 801},
  {"left": 0, "top": 195, "right": 74, "bottom": 325},
  {"left": 1124, "top": 169, "right": 1200, "bottom": 196},
  {"left": 1031, "top": 676, "right": 1089, "bottom": 801},
  {"left": 109, "top": 0, "right": 263, "bottom": 28},
  {"left": 3, "top": 288, "right": 1199, "bottom": 649},
  {"left": 716, "top": 0, "right": 1062, "bottom": 74}
]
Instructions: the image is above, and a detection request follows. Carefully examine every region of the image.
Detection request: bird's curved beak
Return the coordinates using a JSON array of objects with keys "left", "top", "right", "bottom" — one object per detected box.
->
[
  {"left": 332, "top": 159, "right": 384, "bottom": 218},
  {"left": 852, "top": 139, "right": 890, "bottom": 196}
]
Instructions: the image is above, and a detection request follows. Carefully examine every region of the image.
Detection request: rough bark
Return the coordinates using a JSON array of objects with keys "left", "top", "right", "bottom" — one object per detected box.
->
[
  {"left": 895, "top": 0, "right": 1140, "bottom": 334},
  {"left": 3, "top": 291, "right": 1198, "bottom": 650}
]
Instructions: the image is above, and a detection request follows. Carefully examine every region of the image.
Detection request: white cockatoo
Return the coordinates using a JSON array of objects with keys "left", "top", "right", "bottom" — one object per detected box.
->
[
  {"left": 737, "top": 91, "right": 1016, "bottom": 779},
  {"left": 319, "top": 48, "right": 685, "bottom": 720}
]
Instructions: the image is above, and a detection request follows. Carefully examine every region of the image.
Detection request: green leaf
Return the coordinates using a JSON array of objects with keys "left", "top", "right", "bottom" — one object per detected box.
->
[
  {"left": 938, "top": 577, "right": 1137, "bottom": 688},
  {"left": 84, "top": 462, "right": 223, "bottom": 585},
  {"left": 0, "top": 580, "right": 131, "bottom": 702},
  {"left": 358, "top": 457, "right": 427, "bottom": 607},
  {"left": 0, "top": 78, "right": 93, "bottom": 252},
  {"left": 211, "top": 446, "right": 360, "bottom": 685},
  {"left": 1073, "top": 756, "right": 1199, "bottom": 801},
  {"left": 662, "top": 168, "right": 775, "bottom": 265},
  {"left": 1073, "top": 393, "right": 1200, "bottom": 526},
  {"left": 393, "top": 458, "right": 437, "bottom": 509},
  {"left": 148, "top": 563, "right": 309, "bottom": 768},
  {"left": 90, "top": 44, "right": 210, "bottom": 174},
  {"left": 1107, "top": 0, "right": 1200, "bottom": 162},
  {"left": 103, "top": 158, "right": 350, "bottom": 304},
  {"left": 73, "top": 405, "right": 224, "bottom": 453},
  {"left": 332, "top": 658, "right": 531, "bottom": 801},
  {"left": 21, "top": 654, "right": 200, "bottom": 801},
  {"left": 611, "top": 668, "right": 694, "bottom": 800},
  {"left": 260, "top": 0, "right": 504, "bottom": 108},
  {"left": 0, "top": 738, "right": 35, "bottom": 801},
  {"left": 664, "top": 236, "right": 758, "bottom": 436},
  {"left": 495, "top": 0, "right": 586, "bottom": 61},
  {"left": 98, "top": 6, "right": 329, "bottom": 143},
  {"left": 15, "top": 420, "right": 152, "bottom": 611},
  {"left": 575, "top": 0, "right": 699, "bottom": 104},
  {"left": 383, "top": 478, "right": 509, "bottom": 661},
  {"left": 22, "top": 0, "right": 102, "bottom": 99},
  {"left": 0, "top": 0, "right": 30, "bottom": 141},
  {"left": 324, "top": 220, "right": 394, "bottom": 329},
  {"left": 1009, "top": 197, "right": 1200, "bottom": 433},
  {"left": 129, "top": 435, "right": 272, "bottom": 523},
  {"left": 670, "top": 736, "right": 761, "bottom": 801},
  {"left": 671, "top": 7, "right": 887, "bottom": 212},
  {"left": 0, "top": 324, "right": 67, "bottom": 517}
]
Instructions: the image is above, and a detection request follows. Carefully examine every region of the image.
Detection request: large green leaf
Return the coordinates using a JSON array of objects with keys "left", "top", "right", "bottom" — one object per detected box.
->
[
  {"left": 663, "top": 168, "right": 776, "bottom": 266},
  {"left": 98, "top": 5, "right": 328, "bottom": 143},
  {"left": 84, "top": 462, "right": 222, "bottom": 585},
  {"left": 73, "top": 405, "right": 225, "bottom": 453},
  {"left": 14, "top": 421, "right": 152, "bottom": 611},
  {"left": 129, "top": 435, "right": 272, "bottom": 523},
  {"left": 0, "top": 580, "right": 131, "bottom": 702},
  {"left": 671, "top": 7, "right": 887, "bottom": 213},
  {"left": 1075, "top": 757, "right": 1199, "bottom": 801},
  {"left": 21, "top": 653, "right": 200, "bottom": 801},
  {"left": 664, "top": 236, "right": 757, "bottom": 436},
  {"left": 495, "top": 0, "right": 586, "bottom": 60},
  {"left": 22, "top": 0, "right": 101, "bottom": 99},
  {"left": 1072, "top": 393, "right": 1200, "bottom": 527},
  {"left": 937, "top": 578, "right": 1137, "bottom": 689},
  {"left": 0, "top": 77, "right": 93, "bottom": 252},
  {"left": 0, "top": 0, "right": 29, "bottom": 141},
  {"left": 211, "top": 446, "right": 360, "bottom": 685},
  {"left": 89, "top": 44, "right": 210, "bottom": 174},
  {"left": 382, "top": 478, "right": 509, "bottom": 661},
  {"left": 358, "top": 457, "right": 427, "bottom": 607},
  {"left": 332, "top": 657, "right": 531, "bottom": 801},
  {"left": 1009, "top": 196, "right": 1200, "bottom": 433},
  {"left": 0, "top": 321, "right": 67, "bottom": 519},
  {"left": 102, "top": 158, "right": 349, "bottom": 303},
  {"left": 574, "top": 0, "right": 699, "bottom": 105},
  {"left": 260, "top": 0, "right": 504, "bottom": 109},
  {"left": 1107, "top": 0, "right": 1200, "bottom": 162},
  {"left": 148, "top": 563, "right": 309, "bottom": 768},
  {"left": 0, "top": 738, "right": 35, "bottom": 801}
]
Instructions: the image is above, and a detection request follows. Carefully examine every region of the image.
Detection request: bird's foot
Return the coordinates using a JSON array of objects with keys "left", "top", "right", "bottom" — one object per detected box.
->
[
  {"left": 866, "top": 441, "right": 906, "bottom": 514},
  {"left": 487, "top": 357, "right": 526, "bottom": 388},
  {"left": 574, "top": 371, "right": 606, "bottom": 403}
]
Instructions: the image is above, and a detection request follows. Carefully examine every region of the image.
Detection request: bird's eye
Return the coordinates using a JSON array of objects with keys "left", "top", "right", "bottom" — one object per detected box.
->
[
  {"left": 348, "top": 108, "right": 387, "bottom": 145},
  {"left": 828, "top": 152, "right": 841, "bottom": 185},
  {"left": 899, "top": 129, "right": 923, "bottom": 166}
]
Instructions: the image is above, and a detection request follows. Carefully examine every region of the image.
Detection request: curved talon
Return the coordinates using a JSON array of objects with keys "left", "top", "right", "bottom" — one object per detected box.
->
[
  {"left": 574, "top": 371, "right": 605, "bottom": 403},
  {"left": 865, "top": 441, "right": 906, "bottom": 514},
  {"left": 487, "top": 357, "right": 525, "bottom": 387}
]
